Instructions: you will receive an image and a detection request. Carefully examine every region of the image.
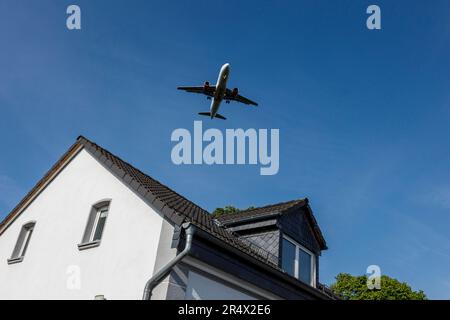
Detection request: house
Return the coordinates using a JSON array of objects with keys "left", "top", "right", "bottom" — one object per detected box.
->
[{"left": 0, "top": 136, "right": 335, "bottom": 300}]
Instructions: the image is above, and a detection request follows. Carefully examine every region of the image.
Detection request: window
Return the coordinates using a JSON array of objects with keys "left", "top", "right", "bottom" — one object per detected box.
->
[
  {"left": 281, "top": 236, "right": 316, "bottom": 286},
  {"left": 8, "top": 221, "right": 36, "bottom": 264},
  {"left": 92, "top": 206, "right": 108, "bottom": 241},
  {"left": 298, "top": 248, "right": 312, "bottom": 285},
  {"left": 281, "top": 238, "right": 296, "bottom": 277},
  {"left": 78, "top": 200, "right": 110, "bottom": 250}
]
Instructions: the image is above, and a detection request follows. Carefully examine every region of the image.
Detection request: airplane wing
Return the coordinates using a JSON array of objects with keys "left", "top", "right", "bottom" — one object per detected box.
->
[
  {"left": 225, "top": 89, "right": 258, "bottom": 106},
  {"left": 177, "top": 85, "right": 216, "bottom": 97}
]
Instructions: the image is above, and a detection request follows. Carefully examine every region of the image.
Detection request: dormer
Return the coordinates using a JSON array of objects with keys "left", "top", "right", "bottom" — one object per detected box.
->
[{"left": 215, "top": 198, "right": 327, "bottom": 288}]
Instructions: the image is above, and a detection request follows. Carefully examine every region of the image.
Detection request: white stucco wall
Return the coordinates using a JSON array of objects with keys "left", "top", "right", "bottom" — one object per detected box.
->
[
  {"left": 185, "top": 271, "right": 256, "bottom": 300},
  {"left": 0, "top": 149, "right": 166, "bottom": 300},
  {"left": 182, "top": 258, "right": 280, "bottom": 300}
]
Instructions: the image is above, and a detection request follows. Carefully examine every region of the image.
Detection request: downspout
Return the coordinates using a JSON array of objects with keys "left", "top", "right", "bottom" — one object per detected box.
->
[{"left": 142, "top": 222, "right": 195, "bottom": 300}]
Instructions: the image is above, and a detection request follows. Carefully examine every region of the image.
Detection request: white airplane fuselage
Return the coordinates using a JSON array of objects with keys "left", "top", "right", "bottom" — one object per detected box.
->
[{"left": 210, "top": 63, "right": 230, "bottom": 119}]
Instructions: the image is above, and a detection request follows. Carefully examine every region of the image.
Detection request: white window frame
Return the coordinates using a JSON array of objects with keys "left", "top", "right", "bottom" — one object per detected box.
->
[
  {"left": 282, "top": 235, "right": 316, "bottom": 287},
  {"left": 78, "top": 200, "right": 111, "bottom": 250},
  {"left": 90, "top": 205, "right": 109, "bottom": 242},
  {"left": 8, "top": 221, "right": 36, "bottom": 264}
]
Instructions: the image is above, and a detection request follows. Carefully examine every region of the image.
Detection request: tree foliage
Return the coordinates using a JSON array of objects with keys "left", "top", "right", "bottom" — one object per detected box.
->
[
  {"left": 212, "top": 205, "right": 255, "bottom": 217},
  {"left": 330, "top": 273, "right": 427, "bottom": 300}
]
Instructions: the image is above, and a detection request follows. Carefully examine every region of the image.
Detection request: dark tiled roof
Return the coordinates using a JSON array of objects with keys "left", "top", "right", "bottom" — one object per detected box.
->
[
  {"left": 77, "top": 136, "right": 281, "bottom": 268},
  {"left": 216, "top": 199, "right": 306, "bottom": 223},
  {"left": 216, "top": 198, "right": 327, "bottom": 250},
  {"left": 0, "top": 136, "right": 332, "bottom": 298}
]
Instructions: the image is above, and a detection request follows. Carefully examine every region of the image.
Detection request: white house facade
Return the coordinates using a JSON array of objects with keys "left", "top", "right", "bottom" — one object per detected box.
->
[{"left": 0, "top": 136, "right": 335, "bottom": 300}]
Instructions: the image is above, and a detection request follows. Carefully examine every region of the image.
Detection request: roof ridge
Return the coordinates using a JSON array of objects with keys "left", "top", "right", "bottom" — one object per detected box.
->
[
  {"left": 216, "top": 198, "right": 307, "bottom": 223},
  {"left": 237, "top": 198, "right": 305, "bottom": 215},
  {"left": 78, "top": 136, "right": 211, "bottom": 216},
  {"left": 76, "top": 137, "right": 280, "bottom": 256},
  {"left": 77, "top": 137, "right": 295, "bottom": 266}
]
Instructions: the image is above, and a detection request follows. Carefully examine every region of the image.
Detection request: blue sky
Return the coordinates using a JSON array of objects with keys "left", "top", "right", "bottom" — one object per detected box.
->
[{"left": 1, "top": 0, "right": 450, "bottom": 298}]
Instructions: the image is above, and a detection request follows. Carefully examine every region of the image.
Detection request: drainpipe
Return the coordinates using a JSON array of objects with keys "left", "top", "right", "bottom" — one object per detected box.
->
[{"left": 142, "top": 222, "right": 195, "bottom": 300}]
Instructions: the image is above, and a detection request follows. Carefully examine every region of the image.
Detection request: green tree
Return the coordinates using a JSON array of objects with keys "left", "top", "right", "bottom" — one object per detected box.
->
[
  {"left": 330, "top": 273, "right": 427, "bottom": 300},
  {"left": 212, "top": 206, "right": 240, "bottom": 217},
  {"left": 212, "top": 205, "right": 255, "bottom": 217}
]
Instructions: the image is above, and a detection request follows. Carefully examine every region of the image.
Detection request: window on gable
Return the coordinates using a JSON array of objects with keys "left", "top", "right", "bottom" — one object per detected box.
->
[
  {"left": 92, "top": 206, "right": 108, "bottom": 242},
  {"left": 78, "top": 200, "right": 110, "bottom": 250},
  {"left": 8, "top": 221, "right": 36, "bottom": 264},
  {"left": 281, "top": 235, "right": 316, "bottom": 287}
]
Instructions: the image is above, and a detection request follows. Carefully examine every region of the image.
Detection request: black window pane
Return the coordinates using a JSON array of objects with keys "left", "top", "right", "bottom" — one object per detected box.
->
[
  {"left": 281, "top": 239, "right": 296, "bottom": 276},
  {"left": 20, "top": 229, "right": 33, "bottom": 257},
  {"left": 298, "top": 249, "right": 312, "bottom": 284},
  {"left": 11, "top": 229, "right": 27, "bottom": 258},
  {"left": 11, "top": 223, "right": 35, "bottom": 259},
  {"left": 93, "top": 210, "right": 108, "bottom": 241}
]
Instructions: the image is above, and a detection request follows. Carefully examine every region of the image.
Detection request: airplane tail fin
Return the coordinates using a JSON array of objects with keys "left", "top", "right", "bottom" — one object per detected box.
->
[{"left": 198, "top": 112, "right": 227, "bottom": 120}]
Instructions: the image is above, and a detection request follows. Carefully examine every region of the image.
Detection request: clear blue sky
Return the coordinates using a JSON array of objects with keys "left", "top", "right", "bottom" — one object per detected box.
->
[{"left": 1, "top": 0, "right": 449, "bottom": 298}]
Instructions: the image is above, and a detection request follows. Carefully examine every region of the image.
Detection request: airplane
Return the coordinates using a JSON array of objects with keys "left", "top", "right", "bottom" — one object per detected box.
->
[{"left": 177, "top": 63, "right": 258, "bottom": 120}]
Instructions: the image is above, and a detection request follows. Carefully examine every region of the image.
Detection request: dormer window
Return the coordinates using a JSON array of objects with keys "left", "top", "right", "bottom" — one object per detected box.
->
[
  {"left": 78, "top": 200, "right": 110, "bottom": 250},
  {"left": 8, "top": 221, "right": 36, "bottom": 264},
  {"left": 281, "top": 236, "right": 316, "bottom": 287}
]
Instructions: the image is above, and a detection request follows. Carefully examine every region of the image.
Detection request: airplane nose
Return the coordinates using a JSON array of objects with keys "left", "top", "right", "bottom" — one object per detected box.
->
[{"left": 222, "top": 63, "right": 230, "bottom": 71}]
